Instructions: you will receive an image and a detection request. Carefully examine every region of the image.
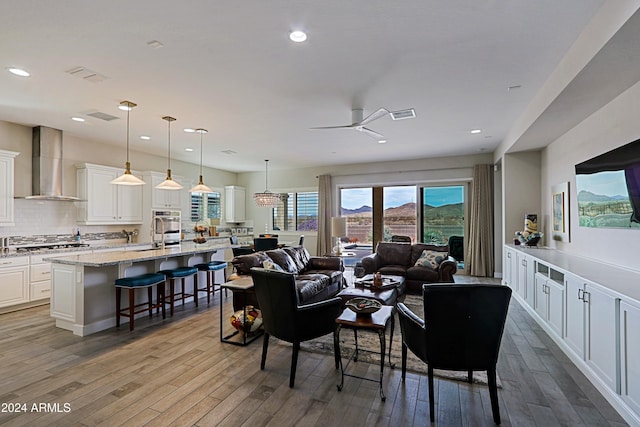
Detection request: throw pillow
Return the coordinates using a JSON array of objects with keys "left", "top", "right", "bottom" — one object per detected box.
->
[
  {"left": 414, "top": 249, "right": 447, "bottom": 269},
  {"left": 263, "top": 260, "right": 284, "bottom": 271}
]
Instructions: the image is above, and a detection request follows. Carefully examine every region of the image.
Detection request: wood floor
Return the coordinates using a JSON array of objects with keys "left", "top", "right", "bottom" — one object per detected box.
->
[{"left": 0, "top": 278, "right": 629, "bottom": 427}]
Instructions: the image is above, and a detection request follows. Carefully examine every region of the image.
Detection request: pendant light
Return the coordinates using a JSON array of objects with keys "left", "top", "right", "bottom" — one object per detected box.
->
[
  {"left": 156, "top": 116, "right": 183, "bottom": 190},
  {"left": 253, "top": 159, "right": 281, "bottom": 207},
  {"left": 189, "top": 128, "right": 212, "bottom": 193},
  {"left": 111, "top": 101, "right": 145, "bottom": 185}
]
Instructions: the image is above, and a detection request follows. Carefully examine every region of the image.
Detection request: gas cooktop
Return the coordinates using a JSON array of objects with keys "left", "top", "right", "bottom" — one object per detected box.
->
[{"left": 15, "top": 243, "right": 90, "bottom": 253}]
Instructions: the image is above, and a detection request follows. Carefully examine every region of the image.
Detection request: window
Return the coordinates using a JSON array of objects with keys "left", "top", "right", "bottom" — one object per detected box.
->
[
  {"left": 272, "top": 191, "right": 318, "bottom": 231},
  {"left": 190, "top": 191, "right": 221, "bottom": 223}
]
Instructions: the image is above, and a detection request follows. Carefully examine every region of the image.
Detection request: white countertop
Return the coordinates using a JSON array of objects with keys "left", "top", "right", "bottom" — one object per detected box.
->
[
  {"left": 507, "top": 244, "right": 640, "bottom": 303},
  {"left": 46, "top": 242, "right": 232, "bottom": 267}
]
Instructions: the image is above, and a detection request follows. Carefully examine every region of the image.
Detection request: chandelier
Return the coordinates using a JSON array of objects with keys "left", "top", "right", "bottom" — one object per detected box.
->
[{"left": 253, "top": 160, "right": 281, "bottom": 207}]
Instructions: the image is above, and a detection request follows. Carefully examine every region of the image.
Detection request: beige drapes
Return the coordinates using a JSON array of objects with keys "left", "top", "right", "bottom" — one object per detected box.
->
[
  {"left": 467, "top": 164, "right": 494, "bottom": 276},
  {"left": 316, "top": 174, "right": 333, "bottom": 256}
]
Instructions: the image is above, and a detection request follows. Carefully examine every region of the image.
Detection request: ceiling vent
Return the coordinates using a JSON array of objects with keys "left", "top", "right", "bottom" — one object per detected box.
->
[
  {"left": 65, "top": 66, "right": 108, "bottom": 83},
  {"left": 86, "top": 111, "right": 119, "bottom": 121},
  {"left": 390, "top": 108, "right": 416, "bottom": 120}
]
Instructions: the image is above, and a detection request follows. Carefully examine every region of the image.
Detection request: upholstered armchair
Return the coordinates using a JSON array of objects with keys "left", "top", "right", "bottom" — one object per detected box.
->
[
  {"left": 250, "top": 267, "right": 343, "bottom": 388},
  {"left": 397, "top": 283, "right": 512, "bottom": 424}
]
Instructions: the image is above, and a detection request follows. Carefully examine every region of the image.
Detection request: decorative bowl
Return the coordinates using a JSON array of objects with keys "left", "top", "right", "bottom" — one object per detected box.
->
[{"left": 346, "top": 297, "right": 382, "bottom": 316}]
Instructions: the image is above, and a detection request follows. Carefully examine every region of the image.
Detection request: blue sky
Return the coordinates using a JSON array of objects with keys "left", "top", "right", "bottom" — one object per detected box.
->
[
  {"left": 576, "top": 170, "right": 629, "bottom": 197},
  {"left": 341, "top": 185, "right": 463, "bottom": 209}
]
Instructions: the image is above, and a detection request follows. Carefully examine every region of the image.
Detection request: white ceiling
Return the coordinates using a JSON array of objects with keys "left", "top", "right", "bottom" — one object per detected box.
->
[{"left": 0, "top": 0, "right": 609, "bottom": 172}]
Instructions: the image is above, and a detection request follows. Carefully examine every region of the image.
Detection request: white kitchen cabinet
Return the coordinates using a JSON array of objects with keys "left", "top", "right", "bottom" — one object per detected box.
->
[
  {"left": 225, "top": 186, "right": 245, "bottom": 222},
  {"left": 76, "top": 163, "right": 143, "bottom": 225},
  {"left": 0, "top": 257, "right": 29, "bottom": 308},
  {"left": 502, "top": 246, "right": 515, "bottom": 290},
  {"left": 585, "top": 283, "right": 618, "bottom": 391},
  {"left": 533, "top": 267, "right": 564, "bottom": 338},
  {"left": 144, "top": 172, "right": 185, "bottom": 210},
  {"left": 0, "top": 150, "right": 19, "bottom": 226},
  {"left": 565, "top": 273, "right": 586, "bottom": 359},
  {"left": 620, "top": 300, "right": 640, "bottom": 416},
  {"left": 517, "top": 251, "right": 535, "bottom": 307},
  {"left": 29, "top": 254, "right": 51, "bottom": 302}
]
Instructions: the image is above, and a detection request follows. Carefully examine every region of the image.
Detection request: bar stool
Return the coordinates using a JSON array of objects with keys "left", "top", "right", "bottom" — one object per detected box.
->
[
  {"left": 194, "top": 261, "right": 228, "bottom": 304},
  {"left": 115, "top": 273, "right": 166, "bottom": 331},
  {"left": 159, "top": 266, "right": 199, "bottom": 316}
]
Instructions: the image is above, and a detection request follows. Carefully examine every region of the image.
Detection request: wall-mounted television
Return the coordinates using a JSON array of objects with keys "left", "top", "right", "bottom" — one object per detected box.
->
[{"left": 575, "top": 138, "right": 640, "bottom": 229}]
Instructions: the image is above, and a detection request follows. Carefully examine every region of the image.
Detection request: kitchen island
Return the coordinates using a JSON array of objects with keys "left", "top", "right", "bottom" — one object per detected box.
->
[{"left": 47, "top": 242, "right": 230, "bottom": 336}]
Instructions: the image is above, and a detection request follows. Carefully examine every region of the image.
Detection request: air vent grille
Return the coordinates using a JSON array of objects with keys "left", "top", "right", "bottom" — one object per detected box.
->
[
  {"left": 65, "top": 66, "right": 108, "bottom": 83},
  {"left": 86, "top": 111, "right": 119, "bottom": 121},
  {"left": 390, "top": 108, "right": 416, "bottom": 120}
]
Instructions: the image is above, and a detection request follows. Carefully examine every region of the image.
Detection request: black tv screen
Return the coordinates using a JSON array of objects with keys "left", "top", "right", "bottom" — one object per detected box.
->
[{"left": 575, "top": 138, "right": 640, "bottom": 228}]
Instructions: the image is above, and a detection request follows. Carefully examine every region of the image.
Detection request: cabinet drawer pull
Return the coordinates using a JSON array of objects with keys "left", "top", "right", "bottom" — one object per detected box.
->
[{"left": 578, "top": 289, "right": 584, "bottom": 300}]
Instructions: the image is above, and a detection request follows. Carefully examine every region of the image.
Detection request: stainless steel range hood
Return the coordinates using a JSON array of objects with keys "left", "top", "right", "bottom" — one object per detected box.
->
[{"left": 25, "top": 126, "right": 79, "bottom": 201}]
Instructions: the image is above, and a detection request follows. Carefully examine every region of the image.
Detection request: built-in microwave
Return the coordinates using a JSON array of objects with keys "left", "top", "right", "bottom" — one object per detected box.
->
[{"left": 152, "top": 210, "right": 181, "bottom": 247}]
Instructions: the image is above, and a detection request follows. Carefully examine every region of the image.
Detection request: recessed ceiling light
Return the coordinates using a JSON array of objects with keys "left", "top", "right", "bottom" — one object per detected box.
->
[
  {"left": 140, "top": 135, "right": 151, "bottom": 140},
  {"left": 7, "top": 67, "right": 30, "bottom": 77},
  {"left": 147, "top": 40, "right": 164, "bottom": 49},
  {"left": 508, "top": 85, "right": 522, "bottom": 91},
  {"left": 378, "top": 139, "right": 388, "bottom": 144},
  {"left": 183, "top": 128, "right": 196, "bottom": 133},
  {"left": 289, "top": 30, "right": 307, "bottom": 43},
  {"left": 184, "top": 148, "right": 194, "bottom": 152},
  {"left": 71, "top": 117, "right": 85, "bottom": 122},
  {"left": 470, "top": 129, "right": 482, "bottom": 134}
]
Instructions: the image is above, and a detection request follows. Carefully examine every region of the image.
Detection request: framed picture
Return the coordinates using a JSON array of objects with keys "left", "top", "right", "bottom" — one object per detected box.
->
[{"left": 552, "top": 182, "right": 570, "bottom": 242}]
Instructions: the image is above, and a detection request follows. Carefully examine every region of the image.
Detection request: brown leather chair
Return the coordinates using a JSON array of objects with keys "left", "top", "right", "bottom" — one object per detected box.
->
[
  {"left": 397, "top": 283, "right": 512, "bottom": 424},
  {"left": 250, "top": 267, "right": 343, "bottom": 387}
]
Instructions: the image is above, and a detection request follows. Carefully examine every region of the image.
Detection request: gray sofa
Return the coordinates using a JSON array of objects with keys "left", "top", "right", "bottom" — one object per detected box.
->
[
  {"left": 361, "top": 241, "right": 457, "bottom": 294},
  {"left": 231, "top": 245, "right": 344, "bottom": 306}
]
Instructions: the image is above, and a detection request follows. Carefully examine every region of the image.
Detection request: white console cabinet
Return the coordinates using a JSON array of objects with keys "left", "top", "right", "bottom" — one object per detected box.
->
[
  {"left": 620, "top": 300, "right": 640, "bottom": 416},
  {"left": 76, "top": 163, "right": 143, "bottom": 225},
  {"left": 504, "top": 245, "right": 639, "bottom": 425}
]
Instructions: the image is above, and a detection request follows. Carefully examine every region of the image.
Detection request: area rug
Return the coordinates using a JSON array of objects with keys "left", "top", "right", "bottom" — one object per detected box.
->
[{"left": 283, "top": 295, "right": 501, "bottom": 387}]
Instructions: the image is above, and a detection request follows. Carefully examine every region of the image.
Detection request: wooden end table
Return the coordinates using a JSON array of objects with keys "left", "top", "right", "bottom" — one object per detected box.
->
[
  {"left": 220, "top": 276, "right": 263, "bottom": 346},
  {"left": 335, "top": 305, "right": 395, "bottom": 401}
]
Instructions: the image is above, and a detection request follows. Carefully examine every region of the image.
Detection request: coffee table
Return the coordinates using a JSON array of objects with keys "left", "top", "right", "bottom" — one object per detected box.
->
[
  {"left": 338, "top": 274, "right": 405, "bottom": 306},
  {"left": 335, "top": 305, "right": 395, "bottom": 401}
]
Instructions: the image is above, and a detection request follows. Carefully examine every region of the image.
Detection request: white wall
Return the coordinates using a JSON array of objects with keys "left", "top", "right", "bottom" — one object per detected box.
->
[{"left": 541, "top": 79, "right": 640, "bottom": 268}]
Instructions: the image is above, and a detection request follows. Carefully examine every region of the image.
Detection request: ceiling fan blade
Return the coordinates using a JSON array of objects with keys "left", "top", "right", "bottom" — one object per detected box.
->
[
  {"left": 359, "top": 108, "right": 390, "bottom": 126},
  {"left": 309, "top": 125, "right": 357, "bottom": 130},
  {"left": 359, "top": 127, "right": 385, "bottom": 140}
]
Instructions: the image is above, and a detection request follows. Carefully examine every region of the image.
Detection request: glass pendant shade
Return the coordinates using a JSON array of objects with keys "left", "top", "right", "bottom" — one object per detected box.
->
[
  {"left": 189, "top": 128, "right": 212, "bottom": 193},
  {"left": 156, "top": 116, "right": 183, "bottom": 190},
  {"left": 253, "top": 159, "right": 281, "bottom": 207},
  {"left": 112, "top": 101, "right": 145, "bottom": 185}
]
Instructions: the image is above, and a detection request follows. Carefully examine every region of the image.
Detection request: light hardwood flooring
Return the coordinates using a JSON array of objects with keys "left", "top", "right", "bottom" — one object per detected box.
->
[{"left": 0, "top": 277, "right": 629, "bottom": 426}]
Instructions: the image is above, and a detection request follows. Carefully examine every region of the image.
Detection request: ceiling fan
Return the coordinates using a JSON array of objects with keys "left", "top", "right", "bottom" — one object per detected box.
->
[{"left": 310, "top": 107, "right": 415, "bottom": 141}]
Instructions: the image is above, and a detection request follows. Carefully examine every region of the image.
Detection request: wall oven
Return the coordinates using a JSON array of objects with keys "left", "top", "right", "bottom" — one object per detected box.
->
[{"left": 152, "top": 210, "right": 181, "bottom": 247}]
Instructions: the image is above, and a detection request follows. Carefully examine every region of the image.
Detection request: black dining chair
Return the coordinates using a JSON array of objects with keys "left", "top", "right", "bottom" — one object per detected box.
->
[
  {"left": 298, "top": 235, "right": 305, "bottom": 247},
  {"left": 254, "top": 237, "right": 278, "bottom": 252},
  {"left": 391, "top": 235, "right": 411, "bottom": 243},
  {"left": 397, "top": 283, "right": 512, "bottom": 424},
  {"left": 249, "top": 267, "right": 343, "bottom": 387}
]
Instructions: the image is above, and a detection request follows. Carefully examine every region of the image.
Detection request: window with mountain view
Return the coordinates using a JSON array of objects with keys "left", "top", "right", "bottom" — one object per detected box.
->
[
  {"left": 383, "top": 186, "right": 417, "bottom": 242},
  {"left": 340, "top": 188, "right": 373, "bottom": 244},
  {"left": 421, "top": 185, "right": 464, "bottom": 245}
]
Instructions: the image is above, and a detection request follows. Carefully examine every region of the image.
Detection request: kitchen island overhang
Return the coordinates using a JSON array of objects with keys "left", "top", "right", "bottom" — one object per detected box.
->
[{"left": 46, "top": 243, "right": 230, "bottom": 336}]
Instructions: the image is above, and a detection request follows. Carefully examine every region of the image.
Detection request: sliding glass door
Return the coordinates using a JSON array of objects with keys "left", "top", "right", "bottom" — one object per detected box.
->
[{"left": 420, "top": 185, "right": 465, "bottom": 265}]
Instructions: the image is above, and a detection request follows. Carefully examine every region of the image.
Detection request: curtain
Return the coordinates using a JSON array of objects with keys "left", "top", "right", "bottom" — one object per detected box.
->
[
  {"left": 316, "top": 174, "right": 333, "bottom": 256},
  {"left": 467, "top": 164, "right": 494, "bottom": 277}
]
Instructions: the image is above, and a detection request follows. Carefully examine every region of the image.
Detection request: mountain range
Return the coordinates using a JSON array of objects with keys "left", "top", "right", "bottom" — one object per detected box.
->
[{"left": 577, "top": 190, "right": 628, "bottom": 202}]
